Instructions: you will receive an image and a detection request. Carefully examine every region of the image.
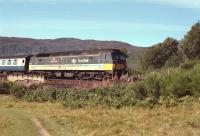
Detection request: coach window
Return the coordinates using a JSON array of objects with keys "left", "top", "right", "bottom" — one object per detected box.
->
[
  {"left": 3, "top": 60, "right": 6, "bottom": 65},
  {"left": 1, "top": 60, "right": 6, "bottom": 65},
  {"left": 88, "top": 57, "right": 93, "bottom": 63},
  {"left": 7, "top": 60, "right": 12, "bottom": 65},
  {"left": 89, "top": 57, "right": 93, "bottom": 61},
  {"left": 13, "top": 59, "right": 17, "bottom": 65}
]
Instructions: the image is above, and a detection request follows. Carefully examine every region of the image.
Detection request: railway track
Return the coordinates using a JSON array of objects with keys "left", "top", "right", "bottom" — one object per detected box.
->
[
  {"left": 0, "top": 73, "right": 140, "bottom": 90},
  {"left": 0, "top": 74, "right": 118, "bottom": 89},
  {"left": 44, "top": 79, "right": 116, "bottom": 89},
  {"left": 45, "top": 79, "right": 97, "bottom": 88}
]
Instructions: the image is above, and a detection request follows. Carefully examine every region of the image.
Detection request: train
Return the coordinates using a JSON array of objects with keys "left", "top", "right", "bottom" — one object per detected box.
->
[{"left": 0, "top": 49, "right": 127, "bottom": 80}]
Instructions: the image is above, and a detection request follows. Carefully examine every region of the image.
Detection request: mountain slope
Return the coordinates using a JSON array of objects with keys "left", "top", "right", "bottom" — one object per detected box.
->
[{"left": 0, "top": 37, "right": 146, "bottom": 67}]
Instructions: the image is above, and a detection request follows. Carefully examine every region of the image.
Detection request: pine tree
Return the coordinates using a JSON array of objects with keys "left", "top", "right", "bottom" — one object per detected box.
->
[{"left": 182, "top": 22, "right": 200, "bottom": 59}]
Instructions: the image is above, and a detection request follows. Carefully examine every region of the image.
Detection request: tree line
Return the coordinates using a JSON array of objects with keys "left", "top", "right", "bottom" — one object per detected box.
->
[{"left": 140, "top": 22, "right": 200, "bottom": 69}]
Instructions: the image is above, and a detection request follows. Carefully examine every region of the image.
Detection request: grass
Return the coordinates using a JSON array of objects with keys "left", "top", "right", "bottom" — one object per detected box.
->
[
  {"left": 0, "top": 108, "right": 40, "bottom": 136},
  {"left": 0, "top": 95, "right": 73, "bottom": 136},
  {"left": 0, "top": 95, "right": 200, "bottom": 136},
  {"left": 0, "top": 96, "right": 40, "bottom": 136}
]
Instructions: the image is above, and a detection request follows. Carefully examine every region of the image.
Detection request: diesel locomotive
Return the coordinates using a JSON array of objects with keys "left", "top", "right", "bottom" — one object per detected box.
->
[{"left": 0, "top": 49, "right": 127, "bottom": 80}]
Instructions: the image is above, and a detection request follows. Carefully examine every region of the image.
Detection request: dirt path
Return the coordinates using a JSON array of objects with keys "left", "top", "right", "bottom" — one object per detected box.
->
[{"left": 32, "top": 118, "right": 51, "bottom": 136}]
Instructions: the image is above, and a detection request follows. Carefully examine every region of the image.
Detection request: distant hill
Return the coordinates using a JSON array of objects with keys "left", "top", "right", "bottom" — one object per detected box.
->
[{"left": 0, "top": 37, "right": 147, "bottom": 68}]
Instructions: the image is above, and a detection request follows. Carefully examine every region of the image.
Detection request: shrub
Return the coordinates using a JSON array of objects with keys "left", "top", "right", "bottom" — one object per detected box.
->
[
  {"left": 180, "top": 59, "right": 199, "bottom": 69},
  {"left": 144, "top": 73, "right": 161, "bottom": 99},
  {"left": 9, "top": 64, "right": 200, "bottom": 109},
  {"left": 9, "top": 83, "right": 26, "bottom": 98},
  {"left": 165, "top": 49, "right": 185, "bottom": 67},
  {"left": 127, "top": 68, "right": 145, "bottom": 76},
  {"left": 23, "top": 89, "right": 57, "bottom": 102}
]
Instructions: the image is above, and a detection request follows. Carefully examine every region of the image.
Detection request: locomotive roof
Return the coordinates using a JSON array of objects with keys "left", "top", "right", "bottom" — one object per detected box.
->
[
  {"left": 0, "top": 49, "right": 125, "bottom": 58},
  {"left": 33, "top": 49, "right": 124, "bottom": 57}
]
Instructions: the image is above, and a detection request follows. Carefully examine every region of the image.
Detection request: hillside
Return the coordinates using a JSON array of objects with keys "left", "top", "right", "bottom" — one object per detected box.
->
[{"left": 0, "top": 37, "right": 146, "bottom": 67}]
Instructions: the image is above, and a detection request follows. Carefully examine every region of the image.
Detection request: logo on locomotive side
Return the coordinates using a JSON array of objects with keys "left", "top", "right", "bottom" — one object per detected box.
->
[
  {"left": 78, "top": 58, "right": 89, "bottom": 63},
  {"left": 72, "top": 59, "right": 77, "bottom": 64},
  {"left": 51, "top": 58, "right": 58, "bottom": 63}
]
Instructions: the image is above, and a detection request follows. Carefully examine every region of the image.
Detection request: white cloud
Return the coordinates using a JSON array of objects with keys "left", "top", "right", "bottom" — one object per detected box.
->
[
  {"left": 0, "top": 0, "right": 200, "bottom": 9},
  {"left": 0, "top": 0, "right": 97, "bottom": 2},
  {"left": 0, "top": 19, "right": 188, "bottom": 32},
  {"left": 140, "top": 0, "right": 200, "bottom": 9},
  {"left": 0, "top": 0, "right": 56, "bottom": 3},
  {"left": 0, "top": 19, "right": 190, "bottom": 46}
]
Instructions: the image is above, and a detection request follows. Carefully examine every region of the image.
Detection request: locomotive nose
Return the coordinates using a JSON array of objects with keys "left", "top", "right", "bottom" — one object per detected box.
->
[{"left": 114, "top": 63, "right": 126, "bottom": 70}]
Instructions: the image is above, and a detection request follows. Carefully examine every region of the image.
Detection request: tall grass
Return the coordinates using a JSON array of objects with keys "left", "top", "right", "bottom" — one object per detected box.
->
[{"left": 147, "top": 64, "right": 200, "bottom": 98}]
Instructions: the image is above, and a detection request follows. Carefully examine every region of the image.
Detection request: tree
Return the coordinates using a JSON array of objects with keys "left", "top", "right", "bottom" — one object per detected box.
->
[
  {"left": 162, "top": 38, "right": 179, "bottom": 58},
  {"left": 165, "top": 49, "right": 184, "bottom": 67},
  {"left": 139, "top": 38, "right": 179, "bottom": 69},
  {"left": 119, "top": 47, "right": 128, "bottom": 56},
  {"left": 182, "top": 22, "right": 200, "bottom": 59},
  {"left": 139, "top": 43, "right": 163, "bottom": 69}
]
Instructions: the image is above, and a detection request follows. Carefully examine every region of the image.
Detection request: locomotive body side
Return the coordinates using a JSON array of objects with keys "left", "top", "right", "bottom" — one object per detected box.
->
[
  {"left": 0, "top": 49, "right": 127, "bottom": 80},
  {"left": 28, "top": 49, "right": 127, "bottom": 79},
  {"left": 29, "top": 50, "right": 116, "bottom": 71},
  {"left": 29, "top": 53, "right": 113, "bottom": 71}
]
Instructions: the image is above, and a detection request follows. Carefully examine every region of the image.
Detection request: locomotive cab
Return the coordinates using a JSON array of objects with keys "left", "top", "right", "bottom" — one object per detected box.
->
[{"left": 111, "top": 50, "right": 127, "bottom": 76}]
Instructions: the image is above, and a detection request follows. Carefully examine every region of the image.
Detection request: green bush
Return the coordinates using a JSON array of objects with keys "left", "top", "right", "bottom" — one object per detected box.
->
[
  {"left": 9, "top": 83, "right": 26, "bottom": 98},
  {"left": 23, "top": 89, "right": 57, "bottom": 102},
  {"left": 144, "top": 73, "right": 161, "bottom": 98},
  {"left": 9, "top": 64, "right": 200, "bottom": 109},
  {"left": 162, "top": 70, "right": 192, "bottom": 97},
  {"left": 60, "top": 86, "right": 138, "bottom": 109},
  {"left": 180, "top": 59, "right": 199, "bottom": 69},
  {"left": 127, "top": 68, "right": 145, "bottom": 76},
  {"left": 165, "top": 51, "right": 184, "bottom": 68},
  {"left": 143, "top": 67, "right": 200, "bottom": 98}
]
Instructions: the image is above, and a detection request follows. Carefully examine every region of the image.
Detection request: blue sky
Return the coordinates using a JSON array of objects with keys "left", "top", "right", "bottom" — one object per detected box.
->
[{"left": 0, "top": 0, "right": 200, "bottom": 47}]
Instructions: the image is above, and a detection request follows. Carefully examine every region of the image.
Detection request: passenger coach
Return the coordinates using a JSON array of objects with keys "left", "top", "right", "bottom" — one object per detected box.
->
[{"left": 0, "top": 55, "right": 29, "bottom": 72}]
